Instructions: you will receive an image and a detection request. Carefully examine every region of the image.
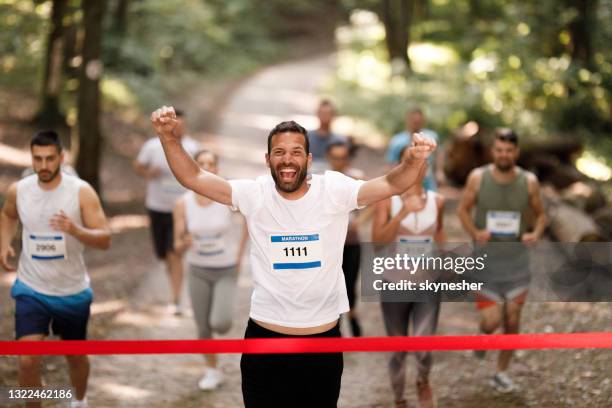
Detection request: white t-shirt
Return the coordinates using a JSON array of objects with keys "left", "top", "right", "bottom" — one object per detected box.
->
[
  {"left": 136, "top": 136, "right": 200, "bottom": 212},
  {"left": 230, "top": 171, "right": 364, "bottom": 328}
]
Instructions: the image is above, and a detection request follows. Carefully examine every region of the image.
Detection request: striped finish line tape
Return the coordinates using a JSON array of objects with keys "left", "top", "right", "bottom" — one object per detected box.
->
[{"left": 1, "top": 332, "right": 611, "bottom": 355}]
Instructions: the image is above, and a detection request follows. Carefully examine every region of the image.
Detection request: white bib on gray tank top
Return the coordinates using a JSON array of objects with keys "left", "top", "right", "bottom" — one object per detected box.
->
[
  {"left": 184, "top": 191, "right": 237, "bottom": 268},
  {"left": 16, "top": 173, "right": 89, "bottom": 296}
]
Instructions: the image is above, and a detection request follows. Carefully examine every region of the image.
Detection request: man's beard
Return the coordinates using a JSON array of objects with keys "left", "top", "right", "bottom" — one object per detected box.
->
[
  {"left": 494, "top": 159, "right": 514, "bottom": 173},
  {"left": 36, "top": 167, "right": 61, "bottom": 183},
  {"left": 270, "top": 164, "right": 308, "bottom": 193}
]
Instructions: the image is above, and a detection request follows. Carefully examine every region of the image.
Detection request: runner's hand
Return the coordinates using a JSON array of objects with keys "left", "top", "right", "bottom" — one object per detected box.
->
[
  {"left": 175, "top": 234, "right": 193, "bottom": 254},
  {"left": 404, "top": 133, "right": 436, "bottom": 163},
  {"left": 474, "top": 229, "right": 491, "bottom": 244},
  {"left": 521, "top": 232, "right": 539, "bottom": 244},
  {"left": 151, "top": 105, "right": 180, "bottom": 142},
  {"left": 0, "top": 245, "right": 16, "bottom": 272},
  {"left": 50, "top": 210, "right": 77, "bottom": 235}
]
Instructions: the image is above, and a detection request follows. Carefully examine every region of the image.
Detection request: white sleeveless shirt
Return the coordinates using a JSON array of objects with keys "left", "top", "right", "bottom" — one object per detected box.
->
[
  {"left": 391, "top": 190, "right": 439, "bottom": 242},
  {"left": 184, "top": 191, "right": 237, "bottom": 268},
  {"left": 16, "top": 174, "right": 89, "bottom": 296}
]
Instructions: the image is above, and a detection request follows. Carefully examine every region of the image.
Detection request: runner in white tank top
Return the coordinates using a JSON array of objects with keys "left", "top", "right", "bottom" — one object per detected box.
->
[
  {"left": 373, "top": 145, "right": 446, "bottom": 408},
  {"left": 173, "top": 150, "right": 248, "bottom": 391},
  {"left": 1, "top": 131, "right": 111, "bottom": 408}
]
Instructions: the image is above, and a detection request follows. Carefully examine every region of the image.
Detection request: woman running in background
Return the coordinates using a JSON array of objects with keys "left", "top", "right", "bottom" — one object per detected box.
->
[
  {"left": 372, "top": 145, "right": 446, "bottom": 408},
  {"left": 173, "top": 149, "right": 248, "bottom": 391}
]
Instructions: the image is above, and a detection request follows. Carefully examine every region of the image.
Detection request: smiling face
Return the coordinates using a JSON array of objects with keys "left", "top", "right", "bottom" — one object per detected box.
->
[
  {"left": 31, "top": 145, "right": 63, "bottom": 184},
  {"left": 266, "top": 131, "right": 311, "bottom": 194}
]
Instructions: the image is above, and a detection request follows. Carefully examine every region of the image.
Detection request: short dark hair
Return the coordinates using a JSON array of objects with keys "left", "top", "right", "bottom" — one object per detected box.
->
[
  {"left": 194, "top": 149, "right": 218, "bottom": 164},
  {"left": 267, "top": 121, "right": 309, "bottom": 155},
  {"left": 318, "top": 99, "right": 335, "bottom": 111},
  {"left": 326, "top": 141, "right": 349, "bottom": 154},
  {"left": 495, "top": 128, "right": 519, "bottom": 146},
  {"left": 31, "top": 130, "right": 62, "bottom": 152}
]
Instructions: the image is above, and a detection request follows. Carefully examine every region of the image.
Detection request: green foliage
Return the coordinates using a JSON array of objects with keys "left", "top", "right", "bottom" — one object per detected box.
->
[{"left": 333, "top": 1, "right": 612, "bottom": 162}]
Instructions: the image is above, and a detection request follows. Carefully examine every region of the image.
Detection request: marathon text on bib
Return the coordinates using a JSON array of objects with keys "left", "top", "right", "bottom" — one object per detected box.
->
[
  {"left": 28, "top": 233, "right": 67, "bottom": 261},
  {"left": 270, "top": 234, "right": 322, "bottom": 270},
  {"left": 194, "top": 234, "right": 225, "bottom": 256},
  {"left": 486, "top": 210, "right": 520, "bottom": 236}
]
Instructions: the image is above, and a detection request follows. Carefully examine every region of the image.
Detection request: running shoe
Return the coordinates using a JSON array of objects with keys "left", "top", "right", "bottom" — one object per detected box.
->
[
  {"left": 489, "top": 372, "right": 518, "bottom": 393},
  {"left": 416, "top": 380, "right": 434, "bottom": 408},
  {"left": 198, "top": 368, "right": 223, "bottom": 390},
  {"left": 166, "top": 303, "right": 183, "bottom": 316}
]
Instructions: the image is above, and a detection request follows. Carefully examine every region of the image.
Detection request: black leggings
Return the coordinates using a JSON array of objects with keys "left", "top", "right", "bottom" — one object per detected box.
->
[
  {"left": 241, "top": 319, "right": 343, "bottom": 408},
  {"left": 342, "top": 244, "right": 361, "bottom": 309}
]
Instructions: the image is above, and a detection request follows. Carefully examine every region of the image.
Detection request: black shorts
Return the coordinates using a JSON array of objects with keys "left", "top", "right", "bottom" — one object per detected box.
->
[
  {"left": 147, "top": 209, "right": 174, "bottom": 259},
  {"left": 241, "top": 319, "right": 343, "bottom": 408}
]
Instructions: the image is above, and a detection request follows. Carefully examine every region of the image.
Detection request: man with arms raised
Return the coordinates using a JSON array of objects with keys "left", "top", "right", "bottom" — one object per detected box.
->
[
  {"left": 151, "top": 106, "right": 435, "bottom": 408},
  {"left": 1, "top": 130, "right": 111, "bottom": 408}
]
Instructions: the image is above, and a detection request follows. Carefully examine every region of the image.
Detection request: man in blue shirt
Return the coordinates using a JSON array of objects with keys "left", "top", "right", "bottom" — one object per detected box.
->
[
  {"left": 307, "top": 100, "right": 347, "bottom": 173},
  {"left": 386, "top": 108, "right": 443, "bottom": 191}
]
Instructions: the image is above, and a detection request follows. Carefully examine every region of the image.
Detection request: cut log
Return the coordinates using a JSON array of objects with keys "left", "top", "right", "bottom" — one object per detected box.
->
[
  {"left": 593, "top": 205, "right": 612, "bottom": 239},
  {"left": 542, "top": 185, "right": 605, "bottom": 242},
  {"left": 560, "top": 181, "right": 607, "bottom": 214}
]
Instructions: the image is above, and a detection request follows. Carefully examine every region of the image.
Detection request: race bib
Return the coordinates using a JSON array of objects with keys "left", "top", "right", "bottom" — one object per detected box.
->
[
  {"left": 398, "top": 235, "right": 433, "bottom": 257},
  {"left": 193, "top": 234, "right": 225, "bottom": 256},
  {"left": 270, "top": 234, "right": 322, "bottom": 270},
  {"left": 486, "top": 211, "right": 520, "bottom": 236},
  {"left": 28, "top": 233, "right": 67, "bottom": 261}
]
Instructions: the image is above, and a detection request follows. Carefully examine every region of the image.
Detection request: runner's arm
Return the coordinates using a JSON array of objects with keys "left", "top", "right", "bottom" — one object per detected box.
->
[
  {"left": 64, "top": 184, "right": 111, "bottom": 249},
  {"left": 523, "top": 173, "right": 547, "bottom": 242},
  {"left": 151, "top": 106, "right": 232, "bottom": 206},
  {"left": 372, "top": 199, "right": 406, "bottom": 243},
  {"left": 434, "top": 195, "right": 446, "bottom": 244},
  {"left": 456, "top": 169, "right": 482, "bottom": 239},
  {"left": 172, "top": 198, "right": 191, "bottom": 254},
  {"left": 357, "top": 133, "right": 435, "bottom": 207},
  {"left": 0, "top": 183, "right": 19, "bottom": 271}
]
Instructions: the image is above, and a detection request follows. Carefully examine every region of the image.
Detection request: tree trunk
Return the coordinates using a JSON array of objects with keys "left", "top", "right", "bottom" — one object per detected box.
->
[
  {"left": 62, "top": 2, "right": 81, "bottom": 80},
  {"left": 76, "top": 0, "right": 107, "bottom": 193},
  {"left": 107, "top": 0, "right": 130, "bottom": 67},
  {"left": 567, "top": 0, "right": 597, "bottom": 69},
  {"left": 35, "top": 0, "right": 68, "bottom": 126},
  {"left": 381, "top": 0, "right": 412, "bottom": 71}
]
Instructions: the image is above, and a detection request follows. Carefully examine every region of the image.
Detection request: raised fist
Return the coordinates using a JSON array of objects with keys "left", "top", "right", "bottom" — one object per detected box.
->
[
  {"left": 404, "top": 133, "right": 437, "bottom": 163},
  {"left": 151, "top": 105, "right": 180, "bottom": 142}
]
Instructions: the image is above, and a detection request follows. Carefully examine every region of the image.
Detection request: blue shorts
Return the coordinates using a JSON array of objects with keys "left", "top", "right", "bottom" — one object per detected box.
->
[{"left": 11, "top": 279, "right": 93, "bottom": 340}]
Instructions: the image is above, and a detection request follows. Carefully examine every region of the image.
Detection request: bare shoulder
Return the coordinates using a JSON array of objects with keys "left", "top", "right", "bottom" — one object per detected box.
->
[
  {"left": 78, "top": 182, "right": 102, "bottom": 204},
  {"left": 466, "top": 166, "right": 485, "bottom": 189}
]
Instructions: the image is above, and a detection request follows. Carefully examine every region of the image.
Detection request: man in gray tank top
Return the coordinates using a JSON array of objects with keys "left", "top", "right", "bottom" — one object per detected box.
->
[
  {"left": 457, "top": 129, "right": 547, "bottom": 393},
  {"left": 1, "top": 130, "right": 111, "bottom": 408}
]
